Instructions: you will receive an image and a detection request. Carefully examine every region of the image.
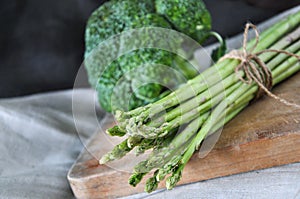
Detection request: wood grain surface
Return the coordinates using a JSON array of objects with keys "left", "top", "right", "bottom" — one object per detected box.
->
[{"left": 68, "top": 72, "right": 300, "bottom": 199}]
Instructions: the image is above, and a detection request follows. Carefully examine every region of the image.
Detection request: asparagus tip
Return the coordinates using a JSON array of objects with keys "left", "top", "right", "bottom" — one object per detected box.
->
[
  {"left": 115, "top": 110, "right": 124, "bottom": 120},
  {"left": 99, "top": 154, "right": 110, "bottom": 165},
  {"left": 99, "top": 158, "right": 105, "bottom": 165},
  {"left": 145, "top": 177, "right": 158, "bottom": 193},
  {"left": 128, "top": 172, "right": 145, "bottom": 187},
  {"left": 166, "top": 170, "right": 182, "bottom": 190},
  {"left": 106, "top": 126, "right": 126, "bottom": 137},
  {"left": 156, "top": 166, "right": 172, "bottom": 181}
]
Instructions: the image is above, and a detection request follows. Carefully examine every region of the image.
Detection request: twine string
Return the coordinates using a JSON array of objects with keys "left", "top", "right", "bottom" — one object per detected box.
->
[{"left": 220, "top": 23, "right": 300, "bottom": 108}]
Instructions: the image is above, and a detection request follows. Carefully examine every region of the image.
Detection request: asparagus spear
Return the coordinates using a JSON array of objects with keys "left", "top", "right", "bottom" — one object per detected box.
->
[
  {"left": 100, "top": 11, "right": 300, "bottom": 192},
  {"left": 103, "top": 17, "right": 300, "bottom": 164},
  {"left": 164, "top": 48, "right": 300, "bottom": 190}
]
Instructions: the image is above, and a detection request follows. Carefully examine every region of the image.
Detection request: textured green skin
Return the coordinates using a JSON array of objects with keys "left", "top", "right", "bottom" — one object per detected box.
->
[
  {"left": 155, "top": 0, "right": 212, "bottom": 43},
  {"left": 95, "top": 14, "right": 183, "bottom": 112},
  {"left": 85, "top": 0, "right": 212, "bottom": 112},
  {"left": 84, "top": 0, "right": 155, "bottom": 88}
]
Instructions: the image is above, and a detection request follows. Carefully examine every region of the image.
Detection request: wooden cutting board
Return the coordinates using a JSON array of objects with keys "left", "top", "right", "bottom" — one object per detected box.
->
[{"left": 68, "top": 72, "right": 300, "bottom": 199}]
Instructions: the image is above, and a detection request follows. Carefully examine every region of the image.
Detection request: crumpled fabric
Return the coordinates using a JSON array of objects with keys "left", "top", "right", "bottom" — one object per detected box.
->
[{"left": 0, "top": 90, "right": 99, "bottom": 198}]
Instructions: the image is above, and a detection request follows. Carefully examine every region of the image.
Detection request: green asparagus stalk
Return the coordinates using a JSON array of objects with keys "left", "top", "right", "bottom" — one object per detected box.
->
[
  {"left": 99, "top": 138, "right": 133, "bottom": 164},
  {"left": 100, "top": 11, "right": 300, "bottom": 193},
  {"left": 103, "top": 20, "right": 300, "bottom": 165},
  {"left": 164, "top": 48, "right": 300, "bottom": 190}
]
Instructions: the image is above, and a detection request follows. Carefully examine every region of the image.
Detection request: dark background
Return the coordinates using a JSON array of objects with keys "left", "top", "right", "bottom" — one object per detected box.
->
[{"left": 1, "top": 0, "right": 299, "bottom": 98}]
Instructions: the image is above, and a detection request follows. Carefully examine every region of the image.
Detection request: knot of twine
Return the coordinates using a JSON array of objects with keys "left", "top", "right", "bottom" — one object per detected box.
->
[{"left": 220, "top": 23, "right": 300, "bottom": 108}]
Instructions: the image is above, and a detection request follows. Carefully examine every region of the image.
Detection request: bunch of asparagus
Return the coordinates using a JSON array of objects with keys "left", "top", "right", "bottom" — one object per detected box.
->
[{"left": 100, "top": 11, "right": 300, "bottom": 192}]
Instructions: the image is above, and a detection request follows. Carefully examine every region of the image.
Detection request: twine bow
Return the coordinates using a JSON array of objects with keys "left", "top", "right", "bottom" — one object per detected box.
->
[{"left": 220, "top": 23, "right": 300, "bottom": 108}]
